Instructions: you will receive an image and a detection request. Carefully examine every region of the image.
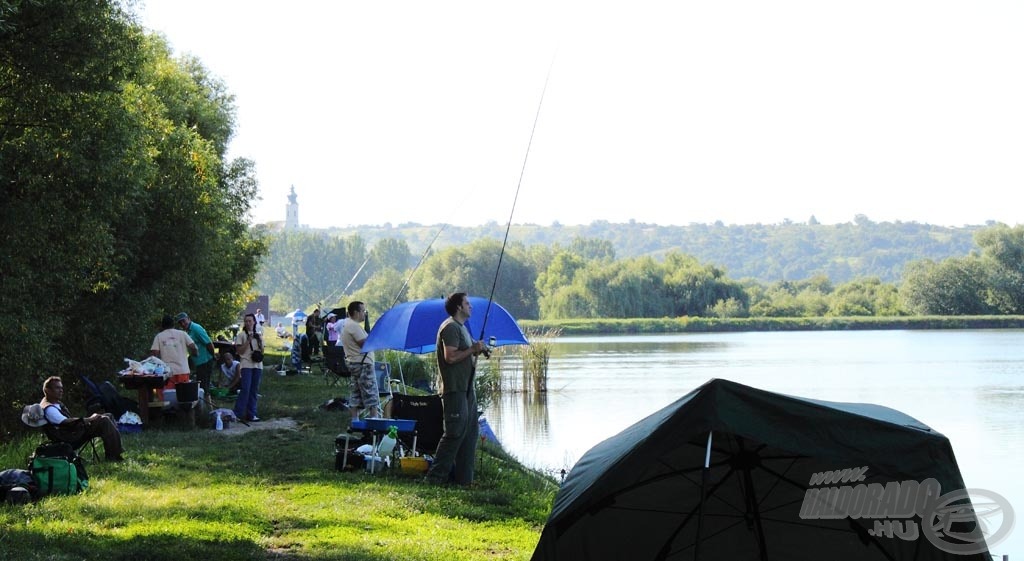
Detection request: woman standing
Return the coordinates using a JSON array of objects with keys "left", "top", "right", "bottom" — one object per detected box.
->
[{"left": 233, "top": 313, "right": 264, "bottom": 422}]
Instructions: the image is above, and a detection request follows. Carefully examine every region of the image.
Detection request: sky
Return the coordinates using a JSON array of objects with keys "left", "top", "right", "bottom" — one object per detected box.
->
[{"left": 137, "top": 1, "right": 1023, "bottom": 229}]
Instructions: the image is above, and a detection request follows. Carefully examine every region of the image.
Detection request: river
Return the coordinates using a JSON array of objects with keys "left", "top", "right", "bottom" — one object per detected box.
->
[{"left": 484, "top": 330, "right": 1023, "bottom": 556}]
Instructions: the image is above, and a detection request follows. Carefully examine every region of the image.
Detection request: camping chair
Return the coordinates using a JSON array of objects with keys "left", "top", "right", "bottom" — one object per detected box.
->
[
  {"left": 389, "top": 392, "right": 444, "bottom": 455},
  {"left": 299, "top": 333, "right": 312, "bottom": 363},
  {"left": 322, "top": 344, "right": 350, "bottom": 386},
  {"left": 77, "top": 373, "right": 106, "bottom": 415},
  {"left": 21, "top": 404, "right": 103, "bottom": 462}
]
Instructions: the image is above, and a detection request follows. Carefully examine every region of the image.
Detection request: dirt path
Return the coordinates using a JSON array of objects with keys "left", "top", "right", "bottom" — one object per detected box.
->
[{"left": 215, "top": 417, "right": 299, "bottom": 436}]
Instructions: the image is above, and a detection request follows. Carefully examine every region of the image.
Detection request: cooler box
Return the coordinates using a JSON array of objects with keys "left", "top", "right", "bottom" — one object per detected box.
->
[
  {"left": 163, "top": 387, "right": 205, "bottom": 406},
  {"left": 354, "top": 418, "right": 416, "bottom": 432}
]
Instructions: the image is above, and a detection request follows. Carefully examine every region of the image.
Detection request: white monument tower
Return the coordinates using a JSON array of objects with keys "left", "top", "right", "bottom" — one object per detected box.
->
[{"left": 285, "top": 185, "right": 299, "bottom": 229}]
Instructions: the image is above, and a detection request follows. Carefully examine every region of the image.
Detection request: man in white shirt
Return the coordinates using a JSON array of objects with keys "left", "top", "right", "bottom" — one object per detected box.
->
[{"left": 35, "top": 376, "right": 124, "bottom": 461}]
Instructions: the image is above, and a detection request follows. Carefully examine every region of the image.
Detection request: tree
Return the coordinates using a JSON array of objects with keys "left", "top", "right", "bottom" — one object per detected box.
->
[
  {"left": 370, "top": 238, "right": 413, "bottom": 274},
  {"left": 568, "top": 236, "right": 616, "bottom": 261},
  {"left": 900, "top": 258, "right": 993, "bottom": 315},
  {"left": 974, "top": 224, "right": 1024, "bottom": 314},
  {"left": 349, "top": 268, "right": 409, "bottom": 320},
  {"left": 408, "top": 239, "right": 538, "bottom": 320},
  {"left": 662, "top": 253, "right": 747, "bottom": 317},
  {"left": 255, "top": 231, "right": 368, "bottom": 310},
  {"left": 0, "top": 2, "right": 264, "bottom": 432},
  {"left": 536, "top": 252, "right": 587, "bottom": 319},
  {"left": 827, "top": 277, "right": 902, "bottom": 316}
]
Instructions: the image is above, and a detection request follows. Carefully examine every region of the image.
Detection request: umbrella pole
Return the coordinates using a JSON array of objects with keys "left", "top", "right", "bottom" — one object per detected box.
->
[{"left": 694, "top": 430, "right": 712, "bottom": 561}]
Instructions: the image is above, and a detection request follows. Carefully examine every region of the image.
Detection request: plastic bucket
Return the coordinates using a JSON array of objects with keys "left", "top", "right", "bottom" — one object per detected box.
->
[{"left": 175, "top": 381, "right": 199, "bottom": 402}]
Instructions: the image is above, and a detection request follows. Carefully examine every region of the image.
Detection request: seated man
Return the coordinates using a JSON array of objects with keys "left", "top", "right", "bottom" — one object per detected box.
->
[
  {"left": 36, "top": 376, "right": 124, "bottom": 462},
  {"left": 275, "top": 322, "right": 292, "bottom": 339},
  {"left": 219, "top": 352, "right": 241, "bottom": 394}
]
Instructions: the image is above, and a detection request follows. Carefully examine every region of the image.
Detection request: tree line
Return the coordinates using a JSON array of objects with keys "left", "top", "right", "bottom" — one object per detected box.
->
[
  {"left": 305, "top": 214, "right": 982, "bottom": 283},
  {"left": 1, "top": 0, "right": 265, "bottom": 435},
  {"left": 256, "top": 223, "right": 1024, "bottom": 321}
]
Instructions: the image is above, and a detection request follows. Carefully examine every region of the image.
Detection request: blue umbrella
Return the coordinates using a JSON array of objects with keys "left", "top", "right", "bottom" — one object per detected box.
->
[
  {"left": 285, "top": 309, "right": 307, "bottom": 321},
  {"left": 363, "top": 296, "right": 527, "bottom": 354}
]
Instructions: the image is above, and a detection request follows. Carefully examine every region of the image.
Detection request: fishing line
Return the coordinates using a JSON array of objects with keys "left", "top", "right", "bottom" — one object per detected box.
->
[
  {"left": 478, "top": 56, "right": 556, "bottom": 340},
  {"left": 388, "top": 223, "right": 450, "bottom": 309},
  {"left": 320, "top": 252, "right": 374, "bottom": 307}
]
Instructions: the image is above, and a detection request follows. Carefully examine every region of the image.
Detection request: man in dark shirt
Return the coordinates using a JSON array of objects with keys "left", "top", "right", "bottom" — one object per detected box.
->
[{"left": 425, "top": 292, "right": 487, "bottom": 485}]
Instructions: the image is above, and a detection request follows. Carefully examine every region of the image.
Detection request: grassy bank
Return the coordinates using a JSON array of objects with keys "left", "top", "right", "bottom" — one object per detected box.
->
[
  {"left": 520, "top": 314, "right": 1024, "bottom": 335},
  {"left": 0, "top": 359, "right": 558, "bottom": 561}
]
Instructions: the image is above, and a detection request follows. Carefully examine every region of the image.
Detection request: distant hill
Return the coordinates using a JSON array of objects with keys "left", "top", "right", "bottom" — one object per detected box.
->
[{"left": 309, "top": 217, "right": 991, "bottom": 283}]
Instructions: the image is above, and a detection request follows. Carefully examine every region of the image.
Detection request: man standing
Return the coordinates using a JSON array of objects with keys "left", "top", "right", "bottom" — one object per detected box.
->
[
  {"left": 151, "top": 315, "right": 197, "bottom": 394},
  {"left": 35, "top": 376, "right": 125, "bottom": 462},
  {"left": 425, "top": 292, "right": 487, "bottom": 486},
  {"left": 342, "top": 301, "right": 379, "bottom": 427},
  {"left": 306, "top": 307, "right": 322, "bottom": 356},
  {"left": 176, "top": 312, "right": 216, "bottom": 393}
]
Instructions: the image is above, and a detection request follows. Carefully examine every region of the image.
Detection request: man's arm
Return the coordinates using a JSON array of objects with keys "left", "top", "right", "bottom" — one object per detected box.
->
[{"left": 442, "top": 341, "right": 485, "bottom": 364}]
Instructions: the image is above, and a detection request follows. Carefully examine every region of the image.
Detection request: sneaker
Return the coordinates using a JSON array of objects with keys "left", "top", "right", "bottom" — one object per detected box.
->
[{"left": 250, "top": 416, "right": 261, "bottom": 422}]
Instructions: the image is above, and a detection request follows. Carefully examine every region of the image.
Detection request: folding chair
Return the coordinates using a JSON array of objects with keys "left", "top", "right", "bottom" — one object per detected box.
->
[
  {"left": 21, "top": 404, "right": 103, "bottom": 462},
  {"left": 77, "top": 373, "right": 139, "bottom": 420},
  {"left": 389, "top": 393, "right": 444, "bottom": 455},
  {"left": 322, "top": 344, "right": 350, "bottom": 386}
]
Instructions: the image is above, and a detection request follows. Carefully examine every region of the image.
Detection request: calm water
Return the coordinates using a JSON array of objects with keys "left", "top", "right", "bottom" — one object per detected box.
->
[{"left": 484, "top": 330, "right": 1024, "bottom": 556}]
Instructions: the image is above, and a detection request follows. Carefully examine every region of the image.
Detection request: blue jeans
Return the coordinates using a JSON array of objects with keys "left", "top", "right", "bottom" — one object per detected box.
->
[{"left": 234, "top": 367, "right": 262, "bottom": 420}]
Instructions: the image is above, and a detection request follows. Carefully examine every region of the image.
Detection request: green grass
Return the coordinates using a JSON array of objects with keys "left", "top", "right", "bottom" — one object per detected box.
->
[{"left": 0, "top": 359, "right": 558, "bottom": 561}]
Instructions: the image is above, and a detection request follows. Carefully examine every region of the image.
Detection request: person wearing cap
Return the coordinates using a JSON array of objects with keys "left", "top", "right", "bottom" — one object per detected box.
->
[
  {"left": 176, "top": 312, "right": 216, "bottom": 393},
  {"left": 151, "top": 314, "right": 197, "bottom": 393},
  {"left": 325, "top": 313, "right": 339, "bottom": 346},
  {"left": 28, "top": 376, "right": 124, "bottom": 462}
]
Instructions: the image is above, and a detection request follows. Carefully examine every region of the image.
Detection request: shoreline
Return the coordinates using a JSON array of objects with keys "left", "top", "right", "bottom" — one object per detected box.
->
[{"left": 520, "top": 315, "right": 1024, "bottom": 336}]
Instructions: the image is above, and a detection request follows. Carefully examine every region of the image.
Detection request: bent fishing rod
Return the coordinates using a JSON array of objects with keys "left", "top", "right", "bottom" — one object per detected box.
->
[{"left": 478, "top": 59, "right": 555, "bottom": 342}]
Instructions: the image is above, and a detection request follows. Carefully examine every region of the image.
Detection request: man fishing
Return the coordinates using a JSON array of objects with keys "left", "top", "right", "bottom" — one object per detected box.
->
[{"left": 425, "top": 292, "right": 488, "bottom": 486}]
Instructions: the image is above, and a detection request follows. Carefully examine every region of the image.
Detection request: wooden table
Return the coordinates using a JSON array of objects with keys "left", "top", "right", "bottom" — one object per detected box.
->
[{"left": 118, "top": 375, "right": 168, "bottom": 425}]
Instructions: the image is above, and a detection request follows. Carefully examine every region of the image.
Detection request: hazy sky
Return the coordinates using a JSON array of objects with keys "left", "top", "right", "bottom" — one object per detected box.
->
[{"left": 138, "top": 1, "right": 1023, "bottom": 229}]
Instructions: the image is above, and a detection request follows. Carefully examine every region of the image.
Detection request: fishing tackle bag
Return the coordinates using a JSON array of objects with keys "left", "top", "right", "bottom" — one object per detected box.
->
[{"left": 28, "top": 442, "right": 89, "bottom": 495}]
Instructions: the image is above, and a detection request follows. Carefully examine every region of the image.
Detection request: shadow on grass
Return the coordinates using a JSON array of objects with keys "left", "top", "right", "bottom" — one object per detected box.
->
[{"left": 0, "top": 526, "right": 264, "bottom": 561}]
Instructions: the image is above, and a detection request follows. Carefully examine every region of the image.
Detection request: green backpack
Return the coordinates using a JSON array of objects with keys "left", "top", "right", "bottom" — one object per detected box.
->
[{"left": 29, "top": 442, "right": 88, "bottom": 495}]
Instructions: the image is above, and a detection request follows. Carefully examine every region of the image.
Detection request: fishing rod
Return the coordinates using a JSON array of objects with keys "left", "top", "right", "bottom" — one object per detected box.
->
[
  {"left": 319, "top": 252, "right": 374, "bottom": 308},
  {"left": 387, "top": 223, "right": 450, "bottom": 309},
  {"left": 478, "top": 59, "right": 555, "bottom": 341}
]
